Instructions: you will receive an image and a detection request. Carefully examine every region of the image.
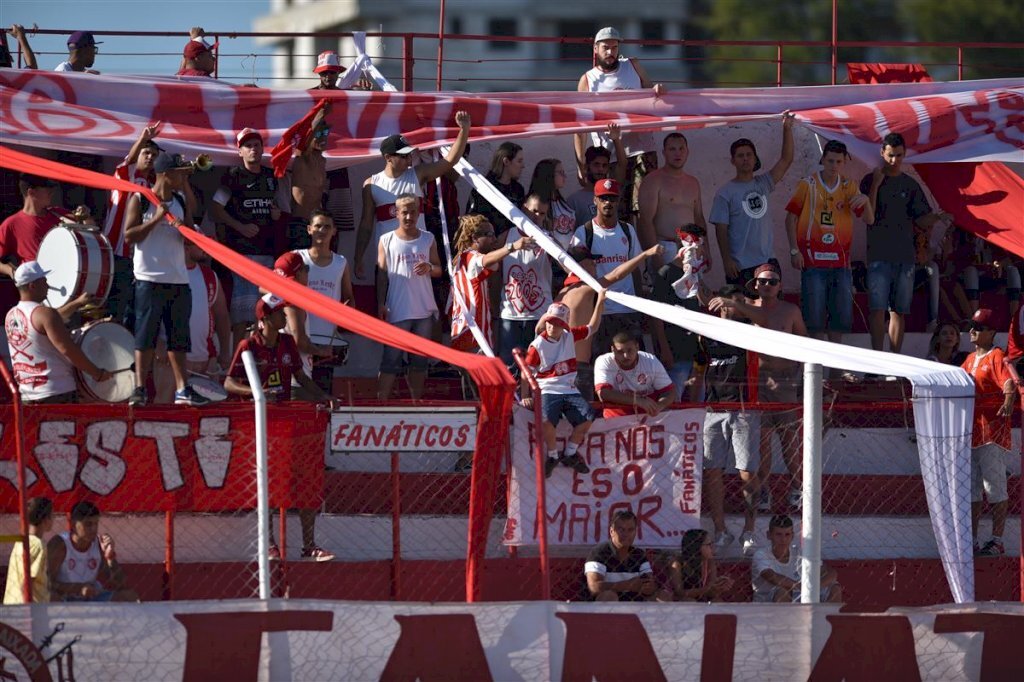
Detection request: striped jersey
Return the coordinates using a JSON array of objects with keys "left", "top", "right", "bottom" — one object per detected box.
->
[
  {"left": 524, "top": 325, "right": 592, "bottom": 395},
  {"left": 784, "top": 172, "right": 864, "bottom": 268},
  {"left": 449, "top": 250, "right": 496, "bottom": 351},
  {"left": 103, "top": 159, "right": 153, "bottom": 258}
]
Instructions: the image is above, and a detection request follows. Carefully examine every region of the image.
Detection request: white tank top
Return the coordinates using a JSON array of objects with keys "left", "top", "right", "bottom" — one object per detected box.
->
[
  {"left": 134, "top": 193, "right": 189, "bottom": 284},
  {"left": 186, "top": 264, "right": 219, "bottom": 364},
  {"left": 4, "top": 301, "right": 77, "bottom": 401},
  {"left": 500, "top": 229, "right": 553, "bottom": 321},
  {"left": 369, "top": 168, "right": 425, "bottom": 248},
  {"left": 297, "top": 249, "right": 348, "bottom": 377},
  {"left": 584, "top": 58, "right": 655, "bottom": 158},
  {"left": 381, "top": 229, "right": 438, "bottom": 323},
  {"left": 56, "top": 531, "right": 102, "bottom": 585}
]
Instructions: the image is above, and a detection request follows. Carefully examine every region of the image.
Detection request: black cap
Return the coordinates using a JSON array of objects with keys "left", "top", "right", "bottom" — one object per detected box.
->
[
  {"left": 730, "top": 137, "right": 762, "bottom": 172},
  {"left": 153, "top": 152, "right": 190, "bottom": 174},
  {"left": 379, "top": 134, "right": 416, "bottom": 156},
  {"left": 18, "top": 173, "right": 57, "bottom": 188}
]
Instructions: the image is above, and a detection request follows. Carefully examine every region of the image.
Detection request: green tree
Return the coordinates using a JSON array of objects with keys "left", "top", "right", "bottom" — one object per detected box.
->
[{"left": 898, "top": 0, "right": 1023, "bottom": 80}]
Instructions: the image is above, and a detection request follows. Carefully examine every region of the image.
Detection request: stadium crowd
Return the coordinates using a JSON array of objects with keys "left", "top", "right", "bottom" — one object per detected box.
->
[{"left": 1, "top": 24, "right": 1020, "bottom": 597}]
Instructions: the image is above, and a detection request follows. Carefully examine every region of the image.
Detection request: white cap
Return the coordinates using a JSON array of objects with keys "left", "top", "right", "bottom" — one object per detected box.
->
[
  {"left": 13, "top": 261, "right": 50, "bottom": 287},
  {"left": 594, "top": 27, "right": 621, "bottom": 43},
  {"left": 314, "top": 50, "right": 343, "bottom": 74}
]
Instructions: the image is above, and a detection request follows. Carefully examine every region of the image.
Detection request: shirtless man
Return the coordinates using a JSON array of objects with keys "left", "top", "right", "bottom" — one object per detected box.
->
[
  {"left": 290, "top": 107, "right": 330, "bottom": 223},
  {"left": 558, "top": 243, "right": 663, "bottom": 399},
  {"left": 354, "top": 111, "right": 472, "bottom": 279},
  {"left": 709, "top": 262, "right": 807, "bottom": 511},
  {"left": 638, "top": 133, "right": 707, "bottom": 271}
]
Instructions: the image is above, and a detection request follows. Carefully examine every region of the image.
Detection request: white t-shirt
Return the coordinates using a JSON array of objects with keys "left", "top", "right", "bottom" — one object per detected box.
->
[
  {"left": 500, "top": 230, "right": 553, "bottom": 321},
  {"left": 569, "top": 221, "right": 641, "bottom": 315},
  {"left": 752, "top": 544, "right": 800, "bottom": 602},
  {"left": 550, "top": 198, "right": 577, "bottom": 250},
  {"left": 381, "top": 229, "right": 438, "bottom": 323},
  {"left": 583, "top": 58, "right": 655, "bottom": 158},
  {"left": 369, "top": 168, "right": 425, "bottom": 247},
  {"left": 524, "top": 325, "right": 591, "bottom": 395},
  {"left": 134, "top": 194, "right": 188, "bottom": 284},
  {"left": 593, "top": 350, "right": 674, "bottom": 417}
]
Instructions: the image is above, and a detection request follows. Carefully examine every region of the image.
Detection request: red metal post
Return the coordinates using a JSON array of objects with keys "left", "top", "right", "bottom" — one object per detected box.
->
[
  {"left": 164, "top": 510, "right": 174, "bottom": 600},
  {"left": 776, "top": 44, "right": 783, "bottom": 88},
  {"left": 402, "top": 35, "right": 415, "bottom": 92},
  {"left": 213, "top": 34, "right": 220, "bottom": 80},
  {"left": 391, "top": 450, "right": 402, "bottom": 600},
  {"left": 513, "top": 349, "right": 551, "bottom": 600},
  {"left": 0, "top": 361, "right": 31, "bottom": 603},
  {"left": 436, "top": 0, "right": 447, "bottom": 91},
  {"left": 831, "top": 0, "right": 838, "bottom": 85},
  {"left": 278, "top": 506, "right": 288, "bottom": 596},
  {"left": 957, "top": 46, "right": 964, "bottom": 81}
]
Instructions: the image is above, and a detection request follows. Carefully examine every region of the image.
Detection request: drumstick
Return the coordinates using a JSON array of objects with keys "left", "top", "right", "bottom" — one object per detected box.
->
[
  {"left": 109, "top": 363, "right": 136, "bottom": 375},
  {"left": 48, "top": 284, "right": 67, "bottom": 296}
]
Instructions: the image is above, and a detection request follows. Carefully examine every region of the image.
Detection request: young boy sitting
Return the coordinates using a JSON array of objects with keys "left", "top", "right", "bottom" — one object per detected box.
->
[{"left": 522, "top": 290, "right": 607, "bottom": 477}]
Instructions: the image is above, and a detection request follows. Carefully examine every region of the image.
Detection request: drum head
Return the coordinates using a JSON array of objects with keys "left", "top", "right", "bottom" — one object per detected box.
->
[
  {"left": 189, "top": 376, "right": 228, "bottom": 402},
  {"left": 37, "top": 227, "right": 79, "bottom": 308},
  {"left": 77, "top": 321, "right": 135, "bottom": 402}
]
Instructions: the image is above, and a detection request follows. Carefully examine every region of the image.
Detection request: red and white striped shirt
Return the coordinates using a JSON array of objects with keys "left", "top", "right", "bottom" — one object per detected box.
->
[
  {"left": 525, "top": 325, "right": 591, "bottom": 395},
  {"left": 594, "top": 350, "right": 675, "bottom": 417},
  {"left": 103, "top": 159, "right": 153, "bottom": 258},
  {"left": 449, "top": 250, "right": 496, "bottom": 352}
]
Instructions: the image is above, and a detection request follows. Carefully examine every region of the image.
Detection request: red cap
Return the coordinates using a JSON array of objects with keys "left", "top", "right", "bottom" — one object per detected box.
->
[
  {"left": 314, "top": 50, "right": 343, "bottom": 74},
  {"left": 183, "top": 38, "right": 217, "bottom": 60},
  {"left": 255, "top": 294, "right": 286, "bottom": 321},
  {"left": 273, "top": 251, "right": 306, "bottom": 280},
  {"left": 594, "top": 178, "right": 621, "bottom": 197},
  {"left": 746, "top": 262, "right": 782, "bottom": 290},
  {"left": 970, "top": 309, "right": 995, "bottom": 328}
]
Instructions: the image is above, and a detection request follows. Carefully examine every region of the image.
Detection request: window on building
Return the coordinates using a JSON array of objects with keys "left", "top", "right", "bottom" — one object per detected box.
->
[
  {"left": 557, "top": 20, "right": 598, "bottom": 62},
  {"left": 488, "top": 18, "right": 518, "bottom": 51},
  {"left": 641, "top": 20, "right": 665, "bottom": 52}
]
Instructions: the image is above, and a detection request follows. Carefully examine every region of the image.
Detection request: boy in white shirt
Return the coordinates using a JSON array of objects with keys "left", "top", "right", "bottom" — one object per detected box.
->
[{"left": 522, "top": 291, "right": 606, "bottom": 477}]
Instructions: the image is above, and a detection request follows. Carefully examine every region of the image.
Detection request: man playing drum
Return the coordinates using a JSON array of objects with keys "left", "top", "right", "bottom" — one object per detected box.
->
[{"left": 4, "top": 262, "right": 110, "bottom": 403}]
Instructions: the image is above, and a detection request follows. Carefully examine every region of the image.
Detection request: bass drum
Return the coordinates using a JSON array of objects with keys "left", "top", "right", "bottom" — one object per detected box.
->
[
  {"left": 36, "top": 224, "right": 114, "bottom": 309},
  {"left": 73, "top": 320, "right": 136, "bottom": 402}
]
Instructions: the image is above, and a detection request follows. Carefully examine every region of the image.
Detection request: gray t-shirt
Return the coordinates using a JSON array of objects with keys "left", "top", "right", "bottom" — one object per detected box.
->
[
  {"left": 709, "top": 174, "right": 776, "bottom": 269},
  {"left": 859, "top": 172, "right": 931, "bottom": 265},
  {"left": 566, "top": 188, "right": 596, "bottom": 228}
]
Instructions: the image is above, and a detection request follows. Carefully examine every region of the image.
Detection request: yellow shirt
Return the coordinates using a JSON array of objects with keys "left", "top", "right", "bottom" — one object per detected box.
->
[{"left": 3, "top": 535, "right": 49, "bottom": 604}]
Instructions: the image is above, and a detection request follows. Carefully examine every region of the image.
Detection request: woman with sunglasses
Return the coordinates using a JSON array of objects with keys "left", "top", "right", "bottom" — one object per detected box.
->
[{"left": 668, "top": 529, "right": 734, "bottom": 601}]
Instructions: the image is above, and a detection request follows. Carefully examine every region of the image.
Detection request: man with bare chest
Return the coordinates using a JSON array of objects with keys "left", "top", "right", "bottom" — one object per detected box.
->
[
  {"left": 709, "top": 262, "right": 807, "bottom": 511},
  {"left": 638, "top": 133, "right": 707, "bottom": 271}
]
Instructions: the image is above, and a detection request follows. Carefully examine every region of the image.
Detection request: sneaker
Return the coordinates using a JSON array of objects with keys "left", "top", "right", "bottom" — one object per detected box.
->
[
  {"left": 740, "top": 530, "right": 757, "bottom": 557},
  {"left": 128, "top": 386, "right": 147, "bottom": 407},
  {"left": 174, "top": 384, "right": 211, "bottom": 407},
  {"left": 713, "top": 530, "right": 734, "bottom": 550},
  {"left": 301, "top": 545, "right": 336, "bottom": 562},
  {"left": 544, "top": 457, "right": 559, "bottom": 479},
  {"left": 268, "top": 544, "right": 281, "bottom": 561},
  {"left": 561, "top": 453, "right": 590, "bottom": 474},
  {"left": 757, "top": 488, "right": 772, "bottom": 513},
  {"left": 788, "top": 488, "right": 802, "bottom": 509},
  {"left": 975, "top": 539, "right": 1004, "bottom": 557}
]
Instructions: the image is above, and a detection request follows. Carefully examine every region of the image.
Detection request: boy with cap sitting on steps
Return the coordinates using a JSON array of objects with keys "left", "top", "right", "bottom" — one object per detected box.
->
[{"left": 522, "top": 291, "right": 607, "bottom": 477}]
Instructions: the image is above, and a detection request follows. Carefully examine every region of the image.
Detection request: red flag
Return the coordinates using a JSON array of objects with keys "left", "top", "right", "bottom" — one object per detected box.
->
[{"left": 269, "top": 99, "right": 328, "bottom": 178}]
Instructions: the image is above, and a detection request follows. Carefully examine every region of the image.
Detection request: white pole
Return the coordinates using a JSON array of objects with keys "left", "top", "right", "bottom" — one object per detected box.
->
[
  {"left": 242, "top": 349, "right": 271, "bottom": 600},
  {"left": 800, "top": 362, "right": 823, "bottom": 603}
]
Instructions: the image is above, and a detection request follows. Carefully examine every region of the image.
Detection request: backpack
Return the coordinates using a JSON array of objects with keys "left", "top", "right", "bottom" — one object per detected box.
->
[{"left": 583, "top": 219, "right": 633, "bottom": 257}]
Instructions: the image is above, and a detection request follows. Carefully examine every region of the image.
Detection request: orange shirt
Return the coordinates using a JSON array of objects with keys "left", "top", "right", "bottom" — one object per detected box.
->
[
  {"left": 961, "top": 347, "right": 1014, "bottom": 449},
  {"left": 785, "top": 172, "right": 863, "bottom": 268}
]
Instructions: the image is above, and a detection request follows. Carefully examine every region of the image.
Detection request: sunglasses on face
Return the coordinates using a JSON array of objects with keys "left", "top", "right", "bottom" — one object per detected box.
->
[
  {"left": 596, "top": 196, "right": 617, "bottom": 203},
  {"left": 314, "top": 128, "right": 331, "bottom": 139},
  {"left": 970, "top": 324, "right": 992, "bottom": 332},
  {"left": 756, "top": 278, "right": 780, "bottom": 286}
]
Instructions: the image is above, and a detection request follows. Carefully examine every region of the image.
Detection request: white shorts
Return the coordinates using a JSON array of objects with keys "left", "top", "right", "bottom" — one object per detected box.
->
[
  {"left": 704, "top": 410, "right": 760, "bottom": 472},
  {"left": 971, "top": 443, "right": 1009, "bottom": 504}
]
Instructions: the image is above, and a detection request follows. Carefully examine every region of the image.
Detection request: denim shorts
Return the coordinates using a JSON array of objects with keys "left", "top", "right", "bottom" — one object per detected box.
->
[
  {"left": 230, "top": 255, "right": 274, "bottom": 325},
  {"left": 134, "top": 281, "right": 192, "bottom": 352},
  {"left": 541, "top": 392, "right": 594, "bottom": 427},
  {"left": 801, "top": 267, "right": 853, "bottom": 333},
  {"left": 867, "top": 261, "right": 914, "bottom": 314},
  {"left": 380, "top": 316, "right": 435, "bottom": 374}
]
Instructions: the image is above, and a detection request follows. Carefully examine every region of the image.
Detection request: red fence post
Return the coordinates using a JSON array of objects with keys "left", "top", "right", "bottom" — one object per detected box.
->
[
  {"left": 164, "top": 510, "right": 174, "bottom": 600},
  {"left": 402, "top": 35, "right": 415, "bottom": 92},
  {"left": 513, "top": 348, "right": 551, "bottom": 600},
  {"left": 0, "top": 361, "right": 31, "bottom": 603}
]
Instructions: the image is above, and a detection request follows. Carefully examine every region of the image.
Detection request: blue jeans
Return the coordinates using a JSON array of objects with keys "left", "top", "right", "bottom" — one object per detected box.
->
[
  {"left": 498, "top": 318, "right": 538, "bottom": 369},
  {"left": 867, "top": 261, "right": 914, "bottom": 314},
  {"left": 801, "top": 267, "right": 853, "bottom": 333},
  {"left": 134, "top": 281, "right": 191, "bottom": 352},
  {"left": 667, "top": 361, "right": 694, "bottom": 402},
  {"left": 541, "top": 392, "right": 594, "bottom": 427},
  {"left": 380, "top": 317, "right": 435, "bottom": 374}
]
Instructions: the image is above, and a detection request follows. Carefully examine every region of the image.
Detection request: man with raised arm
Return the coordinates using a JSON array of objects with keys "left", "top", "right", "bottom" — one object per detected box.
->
[
  {"left": 638, "top": 133, "right": 708, "bottom": 271},
  {"left": 354, "top": 111, "right": 472, "bottom": 279},
  {"left": 710, "top": 113, "right": 795, "bottom": 286}
]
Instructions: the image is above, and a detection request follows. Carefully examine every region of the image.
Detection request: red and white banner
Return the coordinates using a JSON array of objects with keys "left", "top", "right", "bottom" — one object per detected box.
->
[
  {"left": 329, "top": 406, "right": 477, "bottom": 452},
  {"left": 504, "top": 406, "right": 703, "bottom": 547},
  {"left": 1, "top": 600, "right": 1020, "bottom": 681},
  {"left": 0, "top": 70, "right": 1019, "bottom": 168},
  {"left": 0, "top": 403, "right": 327, "bottom": 512}
]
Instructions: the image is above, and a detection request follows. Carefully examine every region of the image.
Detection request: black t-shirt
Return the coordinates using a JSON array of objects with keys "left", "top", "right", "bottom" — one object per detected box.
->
[
  {"left": 219, "top": 166, "right": 280, "bottom": 256},
  {"left": 859, "top": 172, "right": 931, "bottom": 265},
  {"left": 584, "top": 541, "right": 652, "bottom": 602},
  {"left": 703, "top": 335, "right": 750, "bottom": 403},
  {"left": 466, "top": 176, "right": 525, "bottom": 235},
  {"left": 652, "top": 262, "right": 703, "bottom": 364}
]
